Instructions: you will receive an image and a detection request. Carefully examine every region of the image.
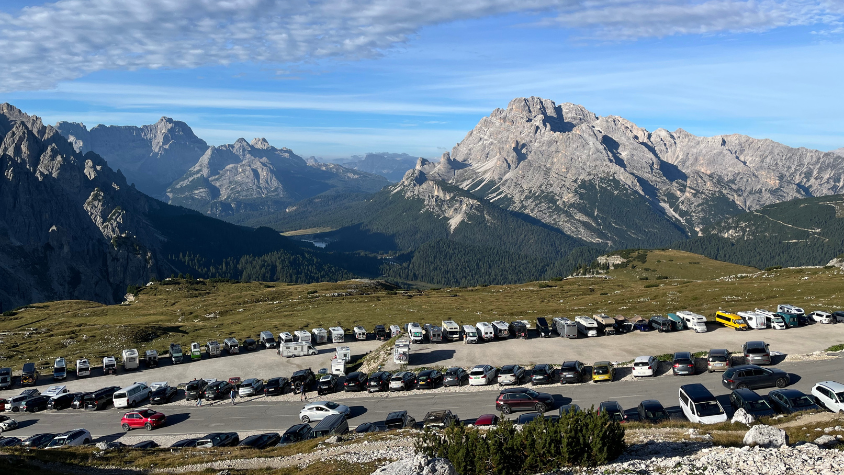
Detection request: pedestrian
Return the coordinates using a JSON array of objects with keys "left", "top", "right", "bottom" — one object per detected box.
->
[
  {"left": 299, "top": 382, "right": 307, "bottom": 401},
  {"left": 463, "top": 334, "right": 467, "bottom": 344},
  {"left": 195, "top": 395, "right": 202, "bottom": 407},
  {"left": 230, "top": 387, "right": 237, "bottom": 405}
]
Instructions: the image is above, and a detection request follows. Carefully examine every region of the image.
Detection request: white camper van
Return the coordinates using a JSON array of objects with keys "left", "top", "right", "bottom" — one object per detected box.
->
[
  {"left": 279, "top": 332, "right": 294, "bottom": 343},
  {"left": 259, "top": 331, "right": 277, "bottom": 348},
  {"left": 294, "top": 330, "right": 312, "bottom": 344},
  {"left": 331, "top": 358, "right": 346, "bottom": 375},
  {"left": 424, "top": 324, "right": 443, "bottom": 342},
  {"left": 491, "top": 321, "right": 510, "bottom": 339},
  {"left": 53, "top": 357, "right": 67, "bottom": 381},
  {"left": 354, "top": 326, "right": 368, "bottom": 340},
  {"left": 103, "top": 356, "right": 117, "bottom": 375},
  {"left": 206, "top": 341, "right": 221, "bottom": 358},
  {"left": 76, "top": 358, "right": 91, "bottom": 377},
  {"left": 113, "top": 382, "right": 150, "bottom": 409},
  {"left": 389, "top": 324, "right": 402, "bottom": 338},
  {"left": 777, "top": 304, "right": 805, "bottom": 316},
  {"left": 329, "top": 327, "right": 345, "bottom": 343},
  {"left": 223, "top": 337, "right": 240, "bottom": 354},
  {"left": 552, "top": 317, "right": 578, "bottom": 338},
  {"left": 676, "top": 311, "right": 708, "bottom": 333},
  {"left": 312, "top": 328, "right": 328, "bottom": 344},
  {"left": 738, "top": 311, "right": 768, "bottom": 330},
  {"left": 475, "top": 322, "right": 495, "bottom": 341},
  {"left": 755, "top": 309, "right": 786, "bottom": 330},
  {"left": 280, "top": 341, "right": 317, "bottom": 358},
  {"left": 122, "top": 349, "right": 140, "bottom": 370},
  {"left": 442, "top": 320, "right": 461, "bottom": 341},
  {"left": 574, "top": 316, "right": 599, "bottom": 337},
  {"left": 407, "top": 323, "right": 425, "bottom": 344},
  {"left": 462, "top": 324, "right": 478, "bottom": 343}
]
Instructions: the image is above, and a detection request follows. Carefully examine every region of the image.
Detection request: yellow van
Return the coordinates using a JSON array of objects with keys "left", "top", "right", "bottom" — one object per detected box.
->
[{"left": 715, "top": 311, "right": 748, "bottom": 331}]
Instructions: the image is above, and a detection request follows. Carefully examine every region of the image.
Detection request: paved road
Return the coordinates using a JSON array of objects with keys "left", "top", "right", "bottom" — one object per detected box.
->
[{"left": 3, "top": 357, "right": 842, "bottom": 443}]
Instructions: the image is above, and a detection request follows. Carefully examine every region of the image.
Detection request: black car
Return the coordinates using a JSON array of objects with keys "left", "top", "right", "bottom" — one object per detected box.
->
[
  {"left": 204, "top": 381, "right": 234, "bottom": 400},
  {"left": 343, "top": 372, "right": 368, "bottom": 392},
  {"left": 238, "top": 432, "right": 281, "bottom": 449},
  {"left": 71, "top": 392, "right": 89, "bottom": 409},
  {"left": 390, "top": 371, "right": 416, "bottom": 391},
  {"left": 185, "top": 379, "right": 209, "bottom": 401},
  {"left": 317, "top": 374, "right": 339, "bottom": 395},
  {"left": 530, "top": 364, "right": 556, "bottom": 385},
  {"left": 768, "top": 389, "right": 821, "bottom": 414},
  {"left": 170, "top": 438, "right": 199, "bottom": 448},
  {"left": 291, "top": 369, "right": 316, "bottom": 392},
  {"left": 264, "top": 377, "right": 290, "bottom": 396},
  {"left": 277, "top": 424, "right": 313, "bottom": 446},
  {"left": 833, "top": 311, "right": 844, "bottom": 323},
  {"left": 416, "top": 370, "right": 443, "bottom": 389},
  {"left": 22, "top": 433, "right": 57, "bottom": 448},
  {"left": 85, "top": 386, "right": 120, "bottom": 410},
  {"left": 196, "top": 432, "right": 239, "bottom": 448},
  {"left": 509, "top": 321, "right": 528, "bottom": 339},
  {"left": 535, "top": 317, "right": 551, "bottom": 337},
  {"left": 150, "top": 385, "right": 179, "bottom": 404},
  {"left": 516, "top": 412, "right": 543, "bottom": 425},
  {"left": 48, "top": 392, "right": 81, "bottom": 410},
  {"left": 355, "top": 422, "right": 383, "bottom": 434},
  {"left": 423, "top": 409, "right": 459, "bottom": 428},
  {"left": 729, "top": 388, "right": 776, "bottom": 418},
  {"left": 797, "top": 314, "right": 810, "bottom": 326},
  {"left": 598, "top": 401, "right": 626, "bottom": 423},
  {"left": 374, "top": 325, "right": 388, "bottom": 340},
  {"left": 367, "top": 371, "right": 392, "bottom": 393},
  {"left": 722, "top": 365, "right": 790, "bottom": 390},
  {"left": 384, "top": 410, "right": 416, "bottom": 430},
  {"left": 637, "top": 400, "right": 670, "bottom": 424},
  {"left": 559, "top": 361, "right": 587, "bottom": 384},
  {"left": 443, "top": 367, "right": 470, "bottom": 387},
  {"left": 0, "top": 437, "right": 22, "bottom": 447},
  {"left": 242, "top": 338, "right": 258, "bottom": 351},
  {"left": 132, "top": 440, "right": 159, "bottom": 449}
]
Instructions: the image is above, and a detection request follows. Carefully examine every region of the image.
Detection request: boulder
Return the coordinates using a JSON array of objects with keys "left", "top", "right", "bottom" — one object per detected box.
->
[
  {"left": 813, "top": 435, "right": 839, "bottom": 448},
  {"left": 372, "top": 455, "right": 456, "bottom": 475},
  {"left": 732, "top": 408, "right": 756, "bottom": 426},
  {"left": 743, "top": 424, "right": 788, "bottom": 448}
]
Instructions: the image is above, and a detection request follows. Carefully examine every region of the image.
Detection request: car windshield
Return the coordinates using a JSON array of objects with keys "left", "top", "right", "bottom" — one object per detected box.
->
[
  {"left": 735, "top": 319, "right": 746, "bottom": 325},
  {"left": 186, "top": 382, "right": 201, "bottom": 390},
  {"left": 792, "top": 396, "right": 815, "bottom": 407},
  {"left": 723, "top": 369, "right": 736, "bottom": 378},
  {"left": 594, "top": 367, "right": 609, "bottom": 375},
  {"left": 695, "top": 401, "right": 724, "bottom": 417},
  {"left": 466, "top": 331, "right": 477, "bottom": 337},
  {"left": 772, "top": 316, "right": 784, "bottom": 322},
  {"left": 500, "top": 367, "right": 514, "bottom": 374},
  {"left": 646, "top": 409, "right": 669, "bottom": 419},
  {"left": 747, "top": 400, "right": 772, "bottom": 411},
  {"left": 47, "top": 437, "right": 69, "bottom": 447}
]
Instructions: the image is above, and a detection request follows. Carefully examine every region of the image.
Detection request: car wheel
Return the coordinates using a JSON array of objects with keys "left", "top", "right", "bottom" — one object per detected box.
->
[
  {"left": 83, "top": 439, "right": 90, "bottom": 444},
  {"left": 776, "top": 378, "right": 788, "bottom": 388},
  {"left": 122, "top": 423, "right": 130, "bottom": 431},
  {"left": 501, "top": 405, "right": 511, "bottom": 415},
  {"left": 301, "top": 415, "right": 310, "bottom": 423},
  {"left": 535, "top": 403, "right": 546, "bottom": 413},
  {"left": 145, "top": 423, "right": 152, "bottom": 431}
]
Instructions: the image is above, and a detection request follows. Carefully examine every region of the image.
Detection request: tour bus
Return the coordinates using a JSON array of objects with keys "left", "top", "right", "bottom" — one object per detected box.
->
[
  {"left": 675, "top": 311, "right": 708, "bottom": 333},
  {"left": 574, "top": 316, "right": 599, "bottom": 337},
  {"left": 122, "top": 349, "right": 139, "bottom": 370},
  {"left": 462, "top": 324, "right": 478, "bottom": 343},
  {"left": 113, "top": 382, "right": 151, "bottom": 409},
  {"left": 441, "top": 320, "right": 461, "bottom": 341},
  {"left": 475, "top": 322, "right": 495, "bottom": 341},
  {"left": 714, "top": 311, "right": 748, "bottom": 331},
  {"left": 329, "top": 327, "right": 345, "bottom": 343}
]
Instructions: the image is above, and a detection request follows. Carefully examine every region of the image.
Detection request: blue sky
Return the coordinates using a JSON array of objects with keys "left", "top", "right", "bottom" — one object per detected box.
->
[{"left": 0, "top": 1, "right": 842, "bottom": 158}]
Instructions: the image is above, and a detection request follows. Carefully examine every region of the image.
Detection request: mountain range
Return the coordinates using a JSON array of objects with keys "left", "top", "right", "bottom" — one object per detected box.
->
[{"left": 321, "top": 152, "right": 423, "bottom": 182}]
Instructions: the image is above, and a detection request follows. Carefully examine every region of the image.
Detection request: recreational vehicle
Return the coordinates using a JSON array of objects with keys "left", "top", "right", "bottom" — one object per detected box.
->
[
  {"left": 312, "top": 328, "right": 328, "bottom": 344},
  {"left": 75, "top": 359, "right": 91, "bottom": 377},
  {"left": 442, "top": 320, "right": 461, "bottom": 341},
  {"left": 374, "top": 325, "right": 388, "bottom": 340},
  {"left": 425, "top": 324, "right": 443, "bottom": 342},
  {"left": 205, "top": 341, "right": 221, "bottom": 357},
  {"left": 407, "top": 322, "right": 425, "bottom": 344},
  {"left": 190, "top": 342, "right": 202, "bottom": 360},
  {"left": 389, "top": 324, "right": 402, "bottom": 338},
  {"left": 280, "top": 342, "right": 318, "bottom": 358},
  {"left": 665, "top": 313, "right": 685, "bottom": 331},
  {"left": 144, "top": 349, "right": 159, "bottom": 367},
  {"left": 676, "top": 311, "right": 708, "bottom": 333},
  {"left": 122, "top": 349, "right": 140, "bottom": 370},
  {"left": 614, "top": 315, "right": 634, "bottom": 333},
  {"left": 331, "top": 358, "right": 346, "bottom": 375},
  {"left": 755, "top": 309, "right": 787, "bottom": 330},
  {"left": 223, "top": 337, "right": 239, "bottom": 354},
  {"left": 593, "top": 314, "right": 617, "bottom": 335},
  {"left": 0, "top": 367, "right": 11, "bottom": 389},
  {"left": 259, "top": 331, "right": 277, "bottom": 348},
  {"left": 475, "top": 322, "right": 495, "bottom": 341},
  {"left": 279, "top": 332, "right": 294, "bottom": 343},
  {"left": 53, "top": 358, "right": 67, "bottom": 381},
  {"left": 552, "top": 317, "right": 578, "bottom": 338},
  {"left": 776, "top": 311, "right": 799, "bottom": 328},
  {"left": 491, "top": 321, "right": 510, "bottom": 339},
  {"left": 777, "top": 304, "right": 805, "bottom": 317},
  {"left": 335, "top": 346, "right": 351, "bottom": 362},
  {"left": 169, "top": 343, "right": 184, "bottom": 364},
  {"left": 329, "top": 327, "right": 345, "bottom": 343},
  {"left": 738, "top": 311, "right": 768, "bottom": 330},
  {"left": 574, "top": 316, "right": 599, "bottom": 337},
  {"left": 462, "top": 324, "right": 478, "bottom": 343},
  {"left": 393, "top": 340, "right": 410, "bottom": 365},
  {"left": 103, "top": 356, "right": 117, "bottom": 375},
  {"left": 294, "top": 330, "right": 312, "bottom": 344},
  {"left": 354, "top": 326, "right": 368, "bottom": 340}
]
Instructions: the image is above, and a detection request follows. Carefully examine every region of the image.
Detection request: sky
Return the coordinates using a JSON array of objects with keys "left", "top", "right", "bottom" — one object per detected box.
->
[{"left": 0, "top": 0, "right": 842, "bottom": 159}]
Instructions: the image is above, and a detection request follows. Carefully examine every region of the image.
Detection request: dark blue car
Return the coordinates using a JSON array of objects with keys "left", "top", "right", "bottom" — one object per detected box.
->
[{"left": 633, "top": 318, "right": 650, "bottom": 332}]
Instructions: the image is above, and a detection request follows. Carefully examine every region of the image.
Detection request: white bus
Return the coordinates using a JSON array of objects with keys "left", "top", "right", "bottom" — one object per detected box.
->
[{"left": 113, "top": 382, "right": 150, "bottom": 409}]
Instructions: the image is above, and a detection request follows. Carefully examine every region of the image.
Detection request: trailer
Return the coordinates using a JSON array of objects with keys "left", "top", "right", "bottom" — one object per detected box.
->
[
  {"left": 755, "top": 309, "right": 787, "bottom": 330},
  {"left": 354, "top": 326, "right": 368, "bottom": 340},
  {"left": 389, "top": 324, "right": 402, "bottom": 338},
  {"left": 408, "top": 322, "right": 425, "bottom": 344},
  {"left": 53, "top": 357, "right": 67, "bottom": 381},
  {"left": 738, "top": 311, "right": 768, "bottom": 330},
  {"left": 552, "top": 317, "right": 578, "bottom": 338},
  {"left": 122, "top": 349, "right": 140, "bottom": 370},
  {"left": 462, "top": 324, "right": 478, "bottom": 343},
  {"left": 675, "top": 311, "right": 708, "bottom": 333},
  {"left": 294, "top": 330, "right": 312, "bottom": 344},
  {"left": 169, "top": 343, "right": 184, "bottom": 364},
  {"left": 312, "top": 328, "right": 328, "bottom": 344},
  {"left": 442, "top": 320, "right": 461, "bottom": 341},
  {"left": 190, "top": 342, "right": 202, "bottom": 360},
  {"left": 475, "top": 322, "right": 494, "bottom": 341},
  {"left": 206, "top": 341, "right": 221, "bottom": 358},
  {"left": 575, "top": 316, "right": 599, "bottom": 337},
  {"left": 223, "top": 337, "right": 240, "bottom": 354},
  {"left": 491, "top": 321, "right": 510, "bottom": 339},
  {"left": 259, "top": 331, "right": 277, "bottom": 348},
  {"left": 103, "top": 356, "right": 117, "bottom": 375},
  {"left": 280, "top": 341, "right": 318, "bottom": 358},
  {"left": 393, "top": 339, "right": 410, "bottom": 365},
  {"left": 593, "top": 314, "right": 617, "bottom": 335},
  {"left": 144, "top": 350, "right": 159, "bottom": 367},
  {"left": 329, "top": 327, "right": 345, "bottom": 343},
  {"left": 76, "top": 358, "right": 90, "bottom": 377},
  {"left": 425, "top": 324, "right": 443, "bottom": 342}
]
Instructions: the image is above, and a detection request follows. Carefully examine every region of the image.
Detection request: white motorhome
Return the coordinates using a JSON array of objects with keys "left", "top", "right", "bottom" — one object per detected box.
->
[
  {"left": 122, "top": 349, "right": 139, "bottom": 370},
  {"left": 424, "top": 324, "right": 443, "bottom": 342},
  {"left": 279, "top": 332, "right": 294, "bottom": 343},
  {"left": 259, "top": 331, "right": 277, "bottom": 348},
  {"left": 206, "top": 341, "right": 221, "bottom": 358},
  {"left": 354, "top": 326, "right": 368, "bottom": 340},
  {"left": 53, "top": 357, "right": 67, "bottom": 381},
  {"left": 223, "top": 337, "right": 239, "bottom": 354},
  {"left": 552, "top": 317, "right": 578, "bottom": 338},
  {"left": 113, "top": 382, "right": 150, "bottom": 409},
  {"left": 491, "top": 321, "right": 510, "bottom": 339},
  {"left": 777, "top": 304, "right": 805, "bottom": 316},
  {"left": 331, "top": 358, "right": 346, "bottom": 375},
  {"left": 407, "top": 322, "right": 425, "bottom": 344},
  {"left": 335, "top": 346, "right": 352, "bottom": 362},
  {"left": 574, "top": 316, "right": 599, "bottom": 337},
  {"left": 43, "top": 385, "right": 69, "bottom": 398},
  {"left": 393, "top": 340, "right": 410, "bottom": 364},
  {"left": 676, "top": 311, "right": 708, "bottom": 333},
  {"left": 76, "top": 358, "right": 91, "bottom": 377},
  {"left": 103, "top": 356, "right": 117, "bottom": 375},
  {"left": 169, "top": 343, "right": 183, "bottom": 364},
  {"left": 475, "top": 322, "right": 495, "bottom": 341},
  {"left": 389, "top": 324, "right": 401, "bottom": 338},
  {"left": 755, "top": 309, "right": 787, "bottom": 330},
  {"left": 442, "top": 320, "right": 461, "bottom": 341},
  {"left": 462, "top": 324, "right": 478, "bottom": 343},
  {"left": 329, "top": 327, "right": 345, "bottom": 343},
  {"left": 738, "top": 311, "right": 767, "bottom": 330},
  {"left": 294, "top": 330, "right": 312, "bottom": 343},
  {"left": 280, "top": 341, "right": 317, "bottom": 358},
  {"left": 312, "top": 328, "right": 328, "bottom": 344}
]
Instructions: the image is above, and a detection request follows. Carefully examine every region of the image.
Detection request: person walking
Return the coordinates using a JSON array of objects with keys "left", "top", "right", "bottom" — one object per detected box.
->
[
  {"left": 230, "top": 387, "right": 237, "bottom": 405},
  {"left": 195, "top": 396, "right": 202, "bottom": 407}
]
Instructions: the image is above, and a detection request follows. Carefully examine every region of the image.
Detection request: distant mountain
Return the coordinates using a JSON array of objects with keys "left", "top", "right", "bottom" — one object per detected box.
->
[
  {"left": 325, "top": 152, "right": 423, "bottom": 182},
  {"left": 54, "top": 118, "right": 208, "bottom": 199},
  {"left": 674, "top": 194, "right": 844, "bottom": 269},
  {"left": 420, "top": 97, "right": 844, "bottom": 248},
  {"left": 833, "top": 147, "right": 844, "bottom": 156}
]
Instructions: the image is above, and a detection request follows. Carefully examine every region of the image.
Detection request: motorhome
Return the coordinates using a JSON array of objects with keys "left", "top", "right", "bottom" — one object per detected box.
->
[
  {"left": 442, "top": 320, "right": 461, "bottom": 341},
  {"left": 407, "top": 322, "right": 425, "bottom": 344},
  {"left": 389, "top": 324, "right": 402, "bottom": 338},
  {"left": 223, "top": 337, "right": 239, "bottom": 354},
  {"left": 776, "top": 311, "right": 799, "bottom": 328},
  {"left": 279, "top": 332, "right": 294, "bottom": 343},
  {"left": 354, "top": 326, "right": 368, "bottom": 340},
  {"left": 42, "top": 385, "right": 69, "bottom": 398},
  {"left": 331, "top": 358, "right": 346, "bottom": 375},
  {"left": 311, "top": 328, "right": 328, "bottom": 344},
  {"left": 0, "top": 367, "right": 11, "bottom": 389},
  {"left": 777, "top": 304, "right": 805, "bottom": 317},
  {"left": 169, "top": 343, "right": 183, "bottom": 364},
  {"left": 374, "top": 325, "right": 388, "bottom": 340},
  {"left": 552, "top": 317, "right": 578, "bottom": 338},
  {"left": 205, "top": 341, "right": 221, "bottom": 357},
  {"left": 393, "top": 340, "right": 410, "bottom": 365},
  {"left": 593, "top": 314, "right": 617, "bottom": 335},
  {"left": 335, "top": 346, "right": 351, "bottom": 362},
  {"left": 614, "top": 315, "right": 634, "bottom": 333},
  {"left": 675, "top": 311, "right": 708, "bottom": 333},
  {"left": 280, "top": 341, "right": 318, "bottom": 358},
  {"left": 144, "top": 350, "right": 159, "bottom": 367},
  {"left": 424, "top": 324, "right": 443, "bottom": 342},
  {"left": 738, "top": 311, "right": 768, "bottom": 330},
  {"left": 475, "top": 322, "right": 495, "bottom": 341},
  {"left": 103, "top": 356, "right": 117, "bottom": 375},
  {"left": 76, "top": 359, "right": 90, "bottom": 377},
  {"left": 259, "top": 331, "right": 277, "bottom": 348},
  {"left": 329, "top": 327, "right": 345, "bottom": 343},
  {"left": 491, "top": 321, "right": 510, "bottom": 339},
  {"left": 294, "top": 330, "right": 312, "bottom": 344},
  {"left": 190, "top": 342, "right": 202, "bottom": 360},
  {"left": 575, "top": 316, "right": 599, "bottom": 337},
  {"left": 462, "top": 324, "right": 478, "bottom": 343},
  {"left": 122, "top": 349, "right": 139, "bottom": 370},
  {"left": 755, "top": 309, "right": 787, "bottom": 330},
  {"left": 53, "top": 358, "right": 67, "bottom": 381}
]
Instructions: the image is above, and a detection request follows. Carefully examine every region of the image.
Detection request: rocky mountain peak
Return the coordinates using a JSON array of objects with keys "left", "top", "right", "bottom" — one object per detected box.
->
[{"left": 251, "top": 137, "right": 271, "bottom": 149}]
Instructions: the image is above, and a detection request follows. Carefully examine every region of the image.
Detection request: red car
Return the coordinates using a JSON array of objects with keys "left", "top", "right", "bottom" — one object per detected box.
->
[
  {"left": 121, "top": 409, "right": 166, "bottom": 431},
  {"left": 473, "top": 414, "right": 500, "bottom": 427}
]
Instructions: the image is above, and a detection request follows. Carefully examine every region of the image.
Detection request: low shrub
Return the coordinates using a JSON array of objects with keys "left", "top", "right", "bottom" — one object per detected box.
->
[{"left": 644, "top": 283, "right": 659, "bottom": 288}]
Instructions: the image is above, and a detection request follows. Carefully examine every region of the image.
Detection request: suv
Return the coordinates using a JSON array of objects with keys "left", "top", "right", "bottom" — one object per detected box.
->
[
  {"left": 48, "top": 392, "right": 80, "bottom": 410},
  {"left": 264, "top": 377, "right": 290, "bottom": 396},
  {"left": 44, "top": 429, "right": 91, "bottom": 449},
  {"left": 495, "top": 387, "right": 554, "bottom": 414},
  {"left": 597, "top": 401, "right": 626, "bottom": 423},
  {"left": 672, "top": 352, "right": 695, "bottom": 376},
  {"left": 530, "top": 364, "right": 555, "bottom": 385},
  {"left": 196, "top": 432, "right": 239, "bottom": 448},
  {"left": 385, "top": 410, "right": 416, "bottom": 430},
  {"left": 722, "top": 365, "right": 789, "bottom": 390},
  {"left": 290, "top": 369, "right": 316, "bottom": 392},
  {"left": 443, "top": 368, "right": 469, "bottom": 387},
  {"left": 497, "top": 365, "right": 525, "bottom": 386},
  {"left": 416, "top": 370, "right": 443, "bottom": 389},
  {"left": 367, "top": 371, "right": 392, "bottom": 393},
  {"left": 204, "top": 381, "right": 234, "bottom": 400},
  {"left": 423, "top": 410, "right": 459, "bottom": 428},
  {"left": 22, "top": 395, "right": 50, "bottom": 413},
  {"left": 238, "top": 378, "right": 264, "bottom": 397},
  {"left": 742, "top": 341, "right": 772, "bottom": 365},
  {"left": 22, "top": 433, "right": 58, "bottom": 448},
  {"left": 729, "top": 388, "right": 776, "bottom": 418},
  {"left": 768, "top": 389, "right": 820, "bottom": 414},
  {"left": 811, "top": 381, "right": 844, "bottom": 413},
  {"left": 121, "top": 409, "right": 166, "bottom": 431},
  {"left": 707, "top": 349, "right": 731, "bottom": 373},
  {"left": 343, "top": 372, "right": 368, "bottom": 392},
  {"left": 637, "top": 400, "right": 670, "bottom": 424},
  {"left": 84, "top": 386, "right": 120, "bottom": 410},
  {"left": 317, "top": 374, "right": 339, "bottom": 395},
  {"left": 679, "top": 384, "right": 727, "bottom": 424},
  {"left": 649, "top": 315, "right": 673, "bottom": 332},
  {"left": 185, "top": 379, "right": 209, "bottom": 401},
  {"left": 469, "top": 365, "right": 498, "bottom": 386},
  {"left": 390, "top": 371, "right": 416, "bottom": 391},
  {"left": 559, "top": 361, "right": 587, "bottom": 384},
  {"left": 278, "top": 424, "right": 313, "bottom": 446}
]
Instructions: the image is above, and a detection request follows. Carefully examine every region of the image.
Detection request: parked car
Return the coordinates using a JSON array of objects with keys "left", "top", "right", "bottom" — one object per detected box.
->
[
  {"left": 132, "top": 440, "right": 159, "bottom": 449},
  {"left": 22, "top": 433, "right": 57, "bottom": 448},
  {"left": 0, "top": 415, "right": 18, "bottom": 431},
  {"left": 422, "top": 409, "right": 459, "bottom": 428},
  {"left": 597, "top": 401, "right": 626, "bottom": 423},
  {"left": 44, "top": 429, "right": 91, "bottom": 449},
  {"left": 495, "top": 387, "right": 554, "bottom": 414},
  {"left": 679, "top": 384, "right": 728, "bottom": 424},
  {"left": 707, "top": 349, "right": 731, "bottom": 373},
  {"left": 355, "top": 422, "right": 382, "bottom": 433},
  {"left": 742, "top": 341, "right": 772, "bottom": 365},
  {"left": 390, "top": 371, "right": 417, "bottom": 391},
  {"left": 196, "top": 432, "right": 239, "bottom": 448},
  {"left": 768, "top": 389, "right": 821, "bottom": 414},
  {"left": 238, "top": 378, "right": 264, "bottom": 397},
  {"left": 416, "top": 369, "right": 443, "bottom": 389},
  {"left": 343, "top": 372, "right": 368, "bottom": 392},
  {"left": 530, "top": 364, "right": 556, "bottom": 385},
  {"left": 632, "top": 356, "right": 659, "bottom": 377},
  {"left": 810, "top": 311, "right": 833, "bottom": 324},
  {"left": 317, "top": 374, "right": 339, "bottom": 395},
  {"left": 185, "top": 379, "right": 209, "bottom": 401},
  {"left": 367, "top": 371, "right": 392, "bottom": 393},
  {"left": 242, "top": 338, "right": 258, "bottom": 351},
  {"left": 559, "top": 361, "right": 588, "bottom": 384},
  {"left": 516, "top": 412, "right": 544, "bottom": 425},
  {"left": 473, "top": 414, "right": 500, "bottom": 427},
  {"left": 121, "top": 409, "right": 166, "bottom": 431},
  {"left": 672, "top": 352, "right": 696, "bottom": 376},
  {"left": 385, "top": 410, "right": 416, "bottom": 430},
  {"left": 149, "top": 383, "right": 178, "bottom": 405},
  {"left": 592, "top": 361, "right": 614, "bottom": 382},
  {"left": 833, "top": 311, "right": 844, "bottom": 323},
  {"left": 637, "top": 400, "right": 670, "bottom": 424},
  {"left": 170, "top": 438, "right": 199, "bottom": 448},
  {"left": 469, "top": 365, "right": 498, "bottom": 386},
  {"left": 729, "top": 388, "right": 776, "bottom": 418},
  {"left": 497, "top": 365, "right": 525, "bottom": 386},
  {"left": 277, "top": 424, "right": 313, "bottom": 446},
  {"left": 204, "top": 381, "right": 234, "bottom": 401},
  {"left": 811, "top": 381, "right": 844, "bottom": 413},
  {"left": 8, "top": 392, "right": 37, "bottom": 412},
  {"left": 535, "top": 317, "right": 551, "bottom": 337},
  {"left": 633, "top": 317, "right": 650, "bottom": 331},
  {"left": 71, "top": 392, "right": 89, "bottom": 410},
  {"left": 238, "top": 432, "right": 281, "bottom": 449},
  {"left": 558, "top": 404, "right": 581, "bottom": 416},
  {"left": 299, "top": 401, "right": 350, "bottom": 423},
  {"left": 290, "top": 368, "right": 316, "bottom": 392},
  {"left": 374, "top": 325, "right": 388, "bottom": 340},
  {"left": 264, "top": 377, "right": 290, "bottom": 396},
  {"left": 0, "top": 437, "right": 22, "bottom": 447},
  {"left": 722, "top": 365, "right": 789, "bottom": 390},
  {"left": 22, "top": 395, "right": 51, "bottom": 413},
  {"left": 48, "top": 392, "right": 81, "bottom": 410}
]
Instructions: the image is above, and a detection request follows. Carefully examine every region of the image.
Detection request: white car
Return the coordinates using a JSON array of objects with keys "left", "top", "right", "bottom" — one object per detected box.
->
[
  {"left": 632, "top": 356, "right": 659, "bottom": 377},
  {"left": 45, "top": 429, "right": 91, "bottom": 449},
  {"left": 299, "top": 401, "right": 350, "bottom": 423},
  {"left": 0, "top": 415, "right": 18, "bottom": 431},
  {"left": 809, "top": 311, "right": 833, "bottom": 324},
  {"left": 238, "top": 378, "right": 264, "bottom": 397},
  {"left": 469, "top": 365, "right": 498, "bottom": 386},
  {"left": 279, "top": 332, "right": 294, "bottom": 343},
  {"left": 812, "top": 381, "right": 844, "bottom": 413},
  {"left": 679, "top": 384, "right": 727, "bottom": 424}
]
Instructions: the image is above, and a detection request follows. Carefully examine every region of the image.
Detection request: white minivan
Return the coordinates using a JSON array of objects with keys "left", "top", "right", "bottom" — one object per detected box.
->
[
  {"left": 679, "top": 384, "right": 727, "bottom": 424},
  {"left": 812, "top": 381, "right": 844, "bottom": 413},
  {"left": 113, "top": 382, "right": 151, "bottom": 409}
]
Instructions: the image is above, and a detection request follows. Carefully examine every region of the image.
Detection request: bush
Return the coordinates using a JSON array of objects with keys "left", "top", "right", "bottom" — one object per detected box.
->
[
  {"left": 644, "top": 283, "right": 659, "bottom": 288},
  {"left": 765, "top": 266, "right": 783, "bottom": 271},
  {"left": 416, "top": 409, "right": 625, "bottom": 472},
  {"left": 638, "top": 276, "right": 649, "bottom": 280},
  {"left": 655, "top": 275, "right": 669, "bottom": 280}
]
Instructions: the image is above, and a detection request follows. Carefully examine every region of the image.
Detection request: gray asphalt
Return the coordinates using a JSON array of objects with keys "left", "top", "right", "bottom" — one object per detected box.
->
[{"left": 2, "top": 356, "right": 841, "bottom": 443}]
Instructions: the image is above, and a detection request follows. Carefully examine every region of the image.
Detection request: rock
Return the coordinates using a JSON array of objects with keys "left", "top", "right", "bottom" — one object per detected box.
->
[
  {"left": 95, "top": 441, "right": 110, "bottom": 450},
  {"left": 732, "top": 408, "right": 756, "bottom": 426},
  {"left": 813, "top": 435, "right": 838, "bottom": 448},
  {"left": 371, "top": 454, "right": 456, "bottom": 475},
  {"left": 743, "top": 425, "right": 789, "bottom": 448},
  {"left": 325, "top": 435, "right": 342, "bottom": 444}
]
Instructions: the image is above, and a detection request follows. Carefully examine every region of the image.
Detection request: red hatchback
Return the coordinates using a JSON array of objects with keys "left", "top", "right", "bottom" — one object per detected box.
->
[{"left": 121, "top": 409, "right": 166, "bottom": 431}]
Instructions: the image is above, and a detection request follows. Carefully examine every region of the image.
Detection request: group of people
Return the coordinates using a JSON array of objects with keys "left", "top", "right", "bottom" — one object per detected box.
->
[{"left": 190, "top": 378, "right": 308, "bottom": 407}]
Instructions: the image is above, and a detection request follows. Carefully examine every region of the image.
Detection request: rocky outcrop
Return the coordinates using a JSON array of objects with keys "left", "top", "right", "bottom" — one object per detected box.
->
[
  {"left": 731, "top": 408, "right": 756, "bottom": 426},
  {"left": 743, "top": 425, "right": 788, "bottom": 448},
  {"left": 371, "top": 454, "right": 456, "bottom": 475}
]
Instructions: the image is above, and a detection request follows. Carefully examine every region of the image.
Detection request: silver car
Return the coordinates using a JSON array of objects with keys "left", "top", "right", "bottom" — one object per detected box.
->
[
  {"left": 299, "top": 401, "right": 350, "bottom": 423},
  {"left": 498, "top": 365, "right": 525, "bottom": 386},
  {"left": 45, "top": 429, "right": 91, "bottom": 449},
  {"left": 238, "top": 378, "right": 264, "bottom": 397}
]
